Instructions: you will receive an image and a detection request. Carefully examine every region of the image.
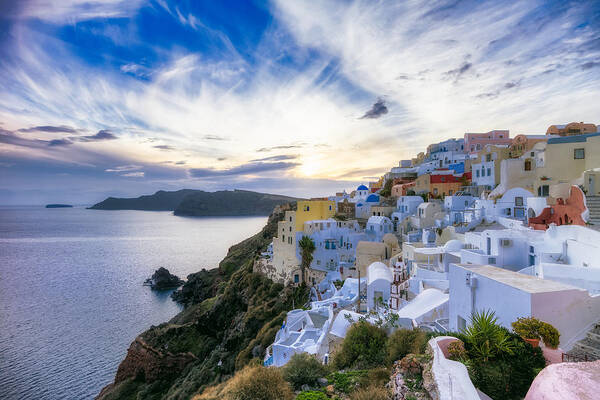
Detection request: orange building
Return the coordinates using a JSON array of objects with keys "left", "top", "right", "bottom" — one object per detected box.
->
[
  {"left": 391, "top": 181, "right": 416, "bottom": 197},
  {"left": 546, "top": 122, "right": 597, "bottom": 136}
]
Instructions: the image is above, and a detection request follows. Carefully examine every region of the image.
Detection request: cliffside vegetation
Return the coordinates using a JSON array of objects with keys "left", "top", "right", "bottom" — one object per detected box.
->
[{"left": 97, "top": 203, "right": 309, "bottom": 400}]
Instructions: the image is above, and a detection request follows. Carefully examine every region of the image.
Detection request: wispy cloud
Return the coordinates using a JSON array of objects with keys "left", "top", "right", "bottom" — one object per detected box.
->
[
  {"left": 76, "top": 130, "right": 118, "bottom": 142},
  {"left": 153, "top": 144, "right": 175, "bottom": 151},
  {"left": 360, "top": 98, "right": 388, "bottom": 119},
  {"left": 189, "top": 160, "right": 300, "bottom": 178},
  {"left": 18, "top": 125, "right": 79, "bottom": 134},
  {"left": 105, "top": 165, "right": 142, "bottom": 173}
]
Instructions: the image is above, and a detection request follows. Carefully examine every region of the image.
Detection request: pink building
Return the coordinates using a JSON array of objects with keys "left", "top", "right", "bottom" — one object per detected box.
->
[{"left": 464, "top": 130, "right": 512, "bottom": 153}]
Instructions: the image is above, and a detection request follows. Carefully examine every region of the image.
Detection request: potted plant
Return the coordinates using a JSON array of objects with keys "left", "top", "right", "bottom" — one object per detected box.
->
[{"left": 511, "top": 317, "right": 560, "bottom": 349}]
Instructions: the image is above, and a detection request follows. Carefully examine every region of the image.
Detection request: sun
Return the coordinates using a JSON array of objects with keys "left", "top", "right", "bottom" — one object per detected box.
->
[{"left": 299, "top": 158, "right": 321, "bottom": 177}]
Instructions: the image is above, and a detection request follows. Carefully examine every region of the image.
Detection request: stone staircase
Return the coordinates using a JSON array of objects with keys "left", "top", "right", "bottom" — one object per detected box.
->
[
  {"left": 566, "top": 323, "right": 600, "bottom": 362},
  {"left": 587, "top": 196, "right": 600, "bottom": 231}
]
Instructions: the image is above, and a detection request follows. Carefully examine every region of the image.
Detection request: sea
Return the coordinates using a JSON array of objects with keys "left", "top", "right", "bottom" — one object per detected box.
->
[{"left": 0, "top": 206, "right": 267, "bottom": 400}]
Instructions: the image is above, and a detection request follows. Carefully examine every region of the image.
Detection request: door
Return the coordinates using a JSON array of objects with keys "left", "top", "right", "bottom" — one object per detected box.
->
[{"left": 486, "top": 237, "right": 491, "bottom": 255}]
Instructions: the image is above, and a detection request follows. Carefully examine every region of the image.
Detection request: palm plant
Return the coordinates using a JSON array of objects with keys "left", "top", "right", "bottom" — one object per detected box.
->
[
  {"left": 462, "top": 309, "right": 514, "bottom": 362},
  {"left": 298, "top": 235, "right": 315, "bottom": 284}
]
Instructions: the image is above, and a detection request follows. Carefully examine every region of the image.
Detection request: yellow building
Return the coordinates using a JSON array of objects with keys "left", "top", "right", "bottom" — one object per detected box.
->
[
  {"left": 535, "top": 133, "right": 600, "bottom": 196},
  {"left": 295, "top": 200, "right": 335, "bottom": 231},
  {"left": 546, "top": 122, "right": 597, "bottom": 136}
]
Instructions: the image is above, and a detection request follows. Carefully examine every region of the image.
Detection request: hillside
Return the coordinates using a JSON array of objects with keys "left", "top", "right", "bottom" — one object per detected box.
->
[
  {"left": 96, "top": 203, "right": 310, "bottom": 400},
  {"left": 174, "top": 190, "right": 299, "bottom": 216},
  {"left": 88, "top": 189, "right": 198, "bottom": 211},
  {"left": 88, "top": 189, "right": 298, "bottom": 215}
]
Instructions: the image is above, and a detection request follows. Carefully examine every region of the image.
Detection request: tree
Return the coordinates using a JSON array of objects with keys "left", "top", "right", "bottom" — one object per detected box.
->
[
  {"left": 462, "top": 309, "right": 514, "bottom": 362},
  {"left": 298, "top": 235, "right": 316, "bottom": 284},
  {"left": 379, "top": 178, "right": 394, "bottom": 197}
]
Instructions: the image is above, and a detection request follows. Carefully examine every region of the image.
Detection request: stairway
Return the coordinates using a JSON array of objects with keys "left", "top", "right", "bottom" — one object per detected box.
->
[
  {"left": 566, "top": 323, "right": 600, "bottom": 361},
  {"left": 586, "top": 196, "right": 600, "bottom": 231}
]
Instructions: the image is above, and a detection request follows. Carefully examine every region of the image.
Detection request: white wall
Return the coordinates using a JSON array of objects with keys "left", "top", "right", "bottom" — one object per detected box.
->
[{"left": 449, "top": 264, "right": 532, "bottom": 332}]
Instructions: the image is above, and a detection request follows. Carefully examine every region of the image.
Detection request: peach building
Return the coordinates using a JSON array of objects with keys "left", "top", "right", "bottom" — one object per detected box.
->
[
  {"left": 391, "top": 181, "right": 416, "bottom": 197},
  {"left": 529, "top": 185, "right": 588, "bottom": 230},
  {"left": 546, "top": 122, "right": 597, "bottom": 136},
  {"left": 464, "top": 129, "right": 511, "bottom": 153},
  {"left": 508, "top": 134, "right": 552, "bottom": 158}
]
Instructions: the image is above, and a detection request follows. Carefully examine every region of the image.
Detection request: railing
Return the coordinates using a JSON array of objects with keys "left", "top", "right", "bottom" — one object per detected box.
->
[{"left": 562, "top": 352, "right": 589, "bottom": 363}]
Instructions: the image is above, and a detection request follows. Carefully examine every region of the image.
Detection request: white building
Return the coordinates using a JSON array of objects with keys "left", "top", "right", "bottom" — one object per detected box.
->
[
  {"left": 267, "top": 305, "right": 334, "bottom": 367},
  {"left": 366, "top": 216, "right": 394, "bottom": 242},
  {"left": 366, "top": 261, "right": 393, "bottom": 311},
  {"left": 449, "top": 263, "right": 600, "bottom": 349}
]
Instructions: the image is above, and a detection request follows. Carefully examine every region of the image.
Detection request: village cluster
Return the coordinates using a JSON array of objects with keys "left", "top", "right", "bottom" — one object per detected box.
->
[{"left": 255, "top": 121, "right": 600, "bottom": 378}]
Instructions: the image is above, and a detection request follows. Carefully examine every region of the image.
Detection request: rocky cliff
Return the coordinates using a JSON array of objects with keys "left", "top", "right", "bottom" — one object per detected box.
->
[{"left": 96, "top": 203, "right": 308, "bottom": 400}]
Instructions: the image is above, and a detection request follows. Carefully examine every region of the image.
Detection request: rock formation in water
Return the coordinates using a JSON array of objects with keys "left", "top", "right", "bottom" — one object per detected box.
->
[{"left": 147, "top": 268, "right": 184, "bottom": 290}]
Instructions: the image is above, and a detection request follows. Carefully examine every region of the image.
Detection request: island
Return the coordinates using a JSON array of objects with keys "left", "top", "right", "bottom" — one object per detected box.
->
[
  {"left": 144, "top": 267, "right": 184, "bottom": 290},
  {"left": 88, "top": 189, "right": 299, "bottom": 216},
  {"left": 45, "top": 204, "right": 73, "bottom": 208}
]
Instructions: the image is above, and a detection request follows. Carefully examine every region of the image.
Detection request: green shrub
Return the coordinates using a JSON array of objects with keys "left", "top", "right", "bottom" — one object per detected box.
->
[
  {"left": 462, "top": 310, "right": 514, "bottom": 362},
  {"left": 283, "top": 353, "right": 328, "bottom": 390},
  {"left": 333, "top": 321, "right": 388, "bottom": 369},
  {"left": 223, "top": 365, "right": 293, "bottom": 400},
  {"left": 512, "top": 317, "right": 560, "bottom": 349},
  {"left": 386, "top": 329, "right": 427, "bottom": 363},
  {"left": 327, "top": 370, "right": 368, "bottom": 394},
  {"left": 466, "top": 331, "right": 545, "bottom": 399},
  {"left": 350, "top": 386, "right": 391, "bottom": 400},
  {"left": 295, "top": 391, "right": 328, "bottom": 400}
]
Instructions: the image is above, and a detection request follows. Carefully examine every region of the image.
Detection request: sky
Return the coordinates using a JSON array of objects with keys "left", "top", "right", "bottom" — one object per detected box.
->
[{"left": 0, "top": 0, "right": 599, "bottom": 205}]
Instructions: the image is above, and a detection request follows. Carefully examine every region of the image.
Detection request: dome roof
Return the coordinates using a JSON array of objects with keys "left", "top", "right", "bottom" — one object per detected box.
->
[
  {"left": 443, "top": 239, "right": 464, "bottom": 251},
  {"left": 367, "top": 262, "right": 392, "bottom": 284},
  {"left": 366, "top": 194, "right": 380, "bottom": 202},
  {"left": 356, "top": 203, "right": 363, "bottom": 207},
  {"left": 357, "top": 184, "right": 368, "bottom": 191}
]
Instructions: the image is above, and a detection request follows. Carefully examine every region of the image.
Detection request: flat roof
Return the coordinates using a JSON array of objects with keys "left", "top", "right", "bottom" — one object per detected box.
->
[{"left": 454, "top": 264, "right": 583, "bottom": 294}]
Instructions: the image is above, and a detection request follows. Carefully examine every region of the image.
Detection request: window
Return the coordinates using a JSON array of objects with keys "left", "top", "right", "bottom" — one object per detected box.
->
[
  {"left": 329, "top": 205, "right": 332, "bottom": 210},
  {"left": 289, "top": 227, "right": 292, "bottom": 232},
  {"left": 487, "top": 168, "right": 491, "bottom": 176},
  {"left": 515, "top": 197, "right": 523, "bottom": 206},
  {"left": 288, "top": 237, "right": 292, "bottom": 244},
  {"left": 433, "top": 188, "right": 438, "bottom": 195},
  {"left": 476, "top": 170, "right": 480, "bottom": 177},
  {"left": 538, "top": 185, "right": 549, "bottom": 197},
  {"left": 524, "top": 160, "right": 532, "bottom": 171},
  {"left": 282, "top": 234, "right": 285, "bottom": 241},
  {"left": 294, "top": 274, "right": 299, "bottom": 283},
  {"left": 530, "top": 152, "right": 534, "bottom": 157},
  {"left": 486, "top": 154, "right": 492, "bottom": 162},
  {"left": 449, "top": 190, "right": 453, "bottom": 195},
  {"left": 574, "top": 148, "right": 585, "bottom": 159},
  {"left": 441, "top": 177, "right": 446, "bottom": 182},
  {"left": 289, "top": 216, "right": 292, "bottom": 222}
]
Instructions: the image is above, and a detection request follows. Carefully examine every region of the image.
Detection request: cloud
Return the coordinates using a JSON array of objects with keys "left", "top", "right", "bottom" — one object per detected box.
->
[
  {"left": 189, "top": 161, "right": 299, "bottom": 178},
  {"left": 105, "top": 165, "right": 143, "bottom": 172},
  {"left": 360, "top": 98, "right": 388, "bottom": 119},
  {"left": 48, "top": 139, "right": 73, "bottom": 147},
  {"left": 76, "top": 130, "right": 118, "bottom": 142},
  {"left": 251, "top": 155, "right": 298, "bottom": 162},
  {"left": 203, "top": 134, "right": 228, "bottom": 141},
  {"left": 18, "top": 125, "right": 79, "bottom": 134},
  {"left": 443, "top": 62, "right": 473, "bottom": 81},
  {"left": 256, "top": 145, "right": 304, "bottom": 152},
  {"left": 153, "top": 144, "right": 175, "bottom": 151},
  {"left": 580, "top": 61, "right": 600, "bottom": 70},
  {"left": 121, "top": 172, "right": 145, "bottom": 177}
]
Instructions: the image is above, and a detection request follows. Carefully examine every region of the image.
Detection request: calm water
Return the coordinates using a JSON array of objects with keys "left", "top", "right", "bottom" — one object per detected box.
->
[{"left": 0, "top": 206, "right": 266, "bottom": 400}]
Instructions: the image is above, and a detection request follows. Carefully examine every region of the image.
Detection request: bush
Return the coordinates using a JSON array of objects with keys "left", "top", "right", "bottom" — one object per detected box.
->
[
  {"left": 223, "top": 365, "right": 293, "bottom": 400},
  {"left": 512, "top": 317, "right": 560, "bottom": 349},
  {"left": 295, "top": 391, "right": 328, "bottom": 400},
  {"left": 362, "top": 367, "right": 390, "bottom": 389},
  {"left": 466, "top": 331, "right": 545, "bottom": 399},
  {"left": 333, "top": 321, "right": 388, "bottom": 369},
  {"left": 447, "top": 340, "right": 467, "bottom": 361},
  {"left": 328, "top": 370, "right": 368, "bottom": 394},
  {"left": 462, "top": 310, "right": 514, "bottom": 362},
  {"left": 387, "top": 329, "right": 427, "bottom": 363},
  {"left": 350, "top": 386, "right": 391, "bottom": 400},
  {"left": 283, "top": 353, "right": 328, "bottom": 390}
]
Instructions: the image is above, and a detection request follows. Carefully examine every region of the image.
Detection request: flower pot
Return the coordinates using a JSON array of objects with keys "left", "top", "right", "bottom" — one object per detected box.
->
[{"left": 524, "top": 338, "right": 540, "bottom": 347}]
